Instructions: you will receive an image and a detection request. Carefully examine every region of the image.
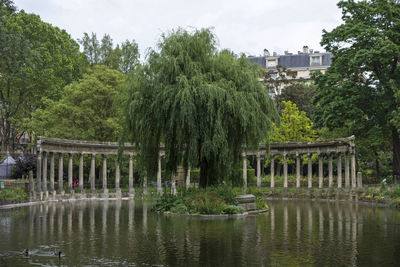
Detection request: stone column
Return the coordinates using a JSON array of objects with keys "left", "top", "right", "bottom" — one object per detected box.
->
[
  {"left": 328, "top": 153, "right": 333, "bottom": 189},
  {"left": 357, "top": 172, "right": 362, "bottom": 189},
  {"left": 68, "top": 153, "right": 73, "bottom": 194},
  {"left": 102, "top": 155, "right": 108, "bottom": 197},
  {"left": 242, "top": 152, "right": 247, "bottom": 193},
  {"left": 296, "top": 153, "right": 301, "bottom": 191},
  {"left": 318, "top": 153, "right": 323, "bottom": 189},
  {"left": 156, "top": 155, "right": 162, "bottom": 195},
  {"left": 90, "top": 154, "right": 96, "bottom": 194},
  {"left": 115, "top": 161, "right": 121, "bottom": 197},
  {"left": 43, "top": 152, "right": 48, "bottom": 199},
  {"left": 270, "top": 155, "right": 275, "bottom": 190},
  {"left": 186, "top": 165, "right": 191, "bottom": 189},
  {"left": 337, "top": 153, "right": 342, "bottom": 189},
  {"left": 283, "top": 153, "right": 288, "bottom": 191},
  {"left": 308, "top": 153, "right": 312, "bottom": 190},
  {"left": 257, "top": 152, "right": 261, "bottom": 189},
  {"left": 129, "top": 154, "right": 135, "bottom": 197},
  {"left": 351, "top": 151, "right": 356, "bottom": 189},
  {"left": 143, "top": 172, "right": 148, "bottom": 195},
  {"left": 29, "top": 170, "right": 35, "bottom": 200},
  {"left": 345, "top": 152, "right": 350, "bottom": 189},
  {"left": 58, "top": 153, "right": 64, "bottom": 195},
  {"left": 79, "top": 154, "right": 84, "bottom": 194},
  {"left": 50, "top": 153, "right": 55, "bottom": 196},
  {"left": 171, "top": 172, "right": 177, "bottom": 195},
  {"left": 36, "top": 151, "right": 42, "bottom": 199}
]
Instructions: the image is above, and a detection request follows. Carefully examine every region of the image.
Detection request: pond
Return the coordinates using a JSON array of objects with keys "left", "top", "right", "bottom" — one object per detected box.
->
[{"left": 0, "top": 199, "right": 400, "bottom": 266}]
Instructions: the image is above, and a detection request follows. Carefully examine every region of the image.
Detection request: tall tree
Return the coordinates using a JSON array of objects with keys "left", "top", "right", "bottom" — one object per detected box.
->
[
  {"left": 123, "top": 28, "right": 278, "bottom": 187},
  {"left": 0, "top": 2, "right": 86, "bottom": 150},
  {"left": 27, "top": 65, "right": 125, "bottom": 142},
  {"left": 120, "top": 40, "right": 139, "bottom": 74},
  {"left": 79, "top": 32, "right": 101, "bottom": 65},
  {"left": 312, "top": 0, "right": 400, "bottom": 179}
]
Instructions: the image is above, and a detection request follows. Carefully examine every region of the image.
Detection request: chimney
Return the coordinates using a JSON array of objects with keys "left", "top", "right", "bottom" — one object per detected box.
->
[
  {"left": 263, "top": 49, "right": 270, "bottom": 57},
  {"left": 310, "top": 49, "right": 314, "bottom": 54},
  {"left": 284, "top": 50, "right": 289, "bottom": 55},
  {"left": 303, "top": 45, "right": 309, "bottom": 54},
  {"left": 273, "top": 52, "right": 277, "bottom": 56}
]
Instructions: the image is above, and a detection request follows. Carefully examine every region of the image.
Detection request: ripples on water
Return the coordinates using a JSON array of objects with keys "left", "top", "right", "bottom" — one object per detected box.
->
[{"left": 0, "top": 199, "right": 400, "bottom": 266}]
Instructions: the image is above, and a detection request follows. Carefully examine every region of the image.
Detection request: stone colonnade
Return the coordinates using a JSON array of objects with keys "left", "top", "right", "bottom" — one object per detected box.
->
[
  {"left": 34, "top": 137, "right": 169, "bottom": 200},
  {"left": 242, "top": 136, "right": 359, "bottom": 192}
]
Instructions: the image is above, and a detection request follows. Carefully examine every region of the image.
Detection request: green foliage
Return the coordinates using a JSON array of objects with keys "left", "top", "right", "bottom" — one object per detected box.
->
[
  {"left": 0, "top": 4, "right": 86, "bottom": 150},
  {"left": 0, "top": 187, "right": 28, "bottom": 201},
  {"left": 271, "top": 101, "right": 316, "bottom": 143},
  {"left": 27, "top": 65, "right": 125, "bottom": 141},
  {"left": 123, "top": 28, "right": 278, "bottom": 187},
  {"left": 275, "top": 83, "right": 316, "bottom": 117},
  {"left": 312, "top": 0, "right": 400, "bottom": 178}
]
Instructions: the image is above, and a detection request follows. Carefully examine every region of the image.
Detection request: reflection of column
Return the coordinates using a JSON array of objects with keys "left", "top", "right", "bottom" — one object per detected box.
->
[
  {"left": 156, "top": 155, "right": 162, "bottom": 195},
  {"left": 337, "top": 203, "right": 343, "bottom": 243},
  {"left": 345, "top": 152, "right": 350, "bottom": 189},
  {"left": 319, "top": 206, "right": 324, "bottom": 242},
  {"left": 296, "top": 204, "right": 301, "bottom": 245},
  {"left": 270, "top": 204, "right": 275, "bottom": 241},
  {"left": 90, "top": 154, "right": 96, "bottom": 193},
  {"left": 329, "top": 204, "right": 333, "bottom": 241},
  {"left": 102, "top": 155, "right": 108, "bottom": 196},
  {"left": 270, "top": 155, "right": 275, "bottom": 189},
  {"left": 143, "top": 201, "right": 148, "bottom": 234},
  {"left": 129, "top": 154, "right": 135, "bottom": 197},
  {"left": 351, "top": 151, "right": 356, "bottom": 189},
  {"left": 115, "top": 161, "right": 121, "bottom": 197},
  {"left": 78, "top": 202, "right": 83, "bottom": 231},
  {"left": 351, "top": 204, "right": 357, "bottom": 266},
  {"left": 49, "top": 203, "right": 55, "bottom": 237},
  {"left": 43, "top": 152, "right": 48, "bottom": 199},
  {"left": 58, "top": 153, "right": 64, "bottom": 195},
  {"left": 50, "top": 153, "right": 55, "bottom": 196},
  {"left": 328, "top": 153, "right": 333, "bottom": 189},
  {"left": 283, "top": 203, "right": 288, "bottom": 244},
  {"left": 256, "top": 153, "right": 261, "bottom": 189},
  {"left": 318, "top": 153, "right": 323, "bottom": 189},
  {"left": 90, "top": 203, "right": 95, "bottom": 235},
  {"left": 115, "top": 200, "right": 121, "bottom": 234},
  {"left": 68, "top": 153, "right": 73, "bottom": 194},
  {"left": 58, "top": 205, "right": 64, "bottom": 239},
  {"left": 308, "top": 203, "right": 313, "bottom": 244},
  {"left": 337, "top": 153, "right": 342, "bottom": 189},
  {"left": 283, "top": 153, "right": 288, "bottom": 190},
  {"left": 102, "top": 201, "right": 108, "bottom": 253},
  {"left": 171, "top": 172, "right": 177, "bottom": 195},
  {"left": 79, "top": 154, "right": 84, "bottom": 193},
  {"left": 308, "top": 153, "right": 313, "bottom": 189},
  {"left": 242, "top": 152, "right": 247, "bottom": 193},
  {"left": 296, "top": 153, "right": 301, "bottom": 190},
  {"left": 128, "top": 200, "right": 135, "bottom": 233}
]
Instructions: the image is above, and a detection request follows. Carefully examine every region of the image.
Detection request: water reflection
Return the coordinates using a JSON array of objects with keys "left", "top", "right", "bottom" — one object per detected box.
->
[{"left": 0, "top": 199, "right": 400, "bottom": 266}]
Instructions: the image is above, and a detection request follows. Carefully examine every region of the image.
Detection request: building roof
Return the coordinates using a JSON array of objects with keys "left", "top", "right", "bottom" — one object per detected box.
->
[{"left": 248, "top": 52, "right": 332, "bottom": 69}]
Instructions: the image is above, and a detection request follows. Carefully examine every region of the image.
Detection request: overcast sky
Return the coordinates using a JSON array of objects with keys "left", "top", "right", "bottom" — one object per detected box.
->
[{"left": 13, "top": 0, "right": 343, "bottom": 58}]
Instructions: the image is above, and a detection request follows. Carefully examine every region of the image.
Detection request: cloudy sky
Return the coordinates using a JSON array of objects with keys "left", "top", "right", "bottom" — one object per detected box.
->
[{"left": 13, "top": 0, "right": 343, "bottom": 58}]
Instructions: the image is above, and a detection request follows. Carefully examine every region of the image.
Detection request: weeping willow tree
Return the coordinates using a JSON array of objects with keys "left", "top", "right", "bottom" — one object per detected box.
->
[{"left": 123, "top": 28, "right": 278, "bottom": 187}]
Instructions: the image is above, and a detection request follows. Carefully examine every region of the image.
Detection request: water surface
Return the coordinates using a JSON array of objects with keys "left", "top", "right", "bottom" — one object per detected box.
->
[{"left": 0, "top": 199, "right": 399, "bottom": 266}]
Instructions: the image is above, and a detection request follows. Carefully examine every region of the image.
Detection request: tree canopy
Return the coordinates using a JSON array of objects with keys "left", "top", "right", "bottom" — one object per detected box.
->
[
  {"left": 312, "top": 0, "right": 400, "bottom": 180},
  {"left": 123, "top": 28, "right": 278, "bottom": 187},
  {"left": 27, "top": 65, "right": 125, "bottom": 142}
]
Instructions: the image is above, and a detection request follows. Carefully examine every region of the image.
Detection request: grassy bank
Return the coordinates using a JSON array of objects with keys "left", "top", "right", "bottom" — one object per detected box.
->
[{"left": 0, "top": 186, "right": 29, "bottom": 204}]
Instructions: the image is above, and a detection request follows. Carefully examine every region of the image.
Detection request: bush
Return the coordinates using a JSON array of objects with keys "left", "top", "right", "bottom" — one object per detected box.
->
[
  {"left": 14, "top": 154, "right": 37, "bottom": 179},
  {"left": 0, "top": 187, "right": 28, "bottom": 201}
]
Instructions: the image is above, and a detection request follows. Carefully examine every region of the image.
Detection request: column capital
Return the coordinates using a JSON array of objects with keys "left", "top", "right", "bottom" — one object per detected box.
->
[{"left": 102, "top": 154, "right": 107, "bottom": 159}]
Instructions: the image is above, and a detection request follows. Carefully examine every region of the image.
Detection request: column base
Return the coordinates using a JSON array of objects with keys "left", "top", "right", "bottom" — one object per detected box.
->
[
  {"left": 68, "top": 188, "right": 75, "bottom": 195},
  {"left": 51, "top": 190, "right": 57, "bottom": 199},
  {"left": 143, "top": 188, "right": 149, "bottom": 195},
  {"left": 58, "top": 190, "right": 65, "bottom": 196},
  {"left": 102, "top": 188, "right": 109, "bottom": 198},
  {"left": 269, "top": 187, "right": 275, "bottom": 195},
  {"left": 128, "top": 188, "right": 135, "bottom": 198},
  {"left": 307, "top": 188, "right": 313, "bottom": 197},
  {"left": 44, "top": 191, "right": 49, "bottom": 200},
  {"left": 115, "top": 188, "right": 122, "bottom": 198},
  {"left": 39, "top": 191, "right": 43, "bottom": 201},
  {"left": 295, "top": 187, "right": 301, "bottom": 194}
]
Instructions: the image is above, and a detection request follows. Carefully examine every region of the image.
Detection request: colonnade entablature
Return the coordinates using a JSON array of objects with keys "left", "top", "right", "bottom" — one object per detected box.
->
[{"left": 33, "top": 136, "right": 358, "bottom": 200}]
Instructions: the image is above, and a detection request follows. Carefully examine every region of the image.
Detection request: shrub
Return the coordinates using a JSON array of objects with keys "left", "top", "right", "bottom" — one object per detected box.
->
[{"left": 14, "top": 154, "right": 37, "bottom": 179}]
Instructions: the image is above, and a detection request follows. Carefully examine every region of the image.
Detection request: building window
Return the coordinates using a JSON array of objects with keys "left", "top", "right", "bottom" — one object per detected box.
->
[
  {"left": 310, "top": 56, "right": 322, "bottom": 65},
  {"left": 267, "top": 60, "right": 277, "bottom": 68}
]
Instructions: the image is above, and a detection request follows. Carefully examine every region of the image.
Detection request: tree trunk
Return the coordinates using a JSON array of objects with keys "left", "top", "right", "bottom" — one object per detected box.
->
[
  {"left": 199, "top": 157, "right": 208, "bottom": 188},
  {"left": 393, "top": 127, "right": 400, "bottom": 183}
]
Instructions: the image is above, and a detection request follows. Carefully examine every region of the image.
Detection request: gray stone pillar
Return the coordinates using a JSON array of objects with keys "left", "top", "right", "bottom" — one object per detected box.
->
[
  {"left": 36, "top": 151, "right": 42, "bottom": 199},
  {"left": 345, "top": 152, "right": 350, "bottom": 189},
  {"left": 50, "top": 152, "right": 55, "bottom": 196},
  {"left": 102, "top": 155, "right": 108, "bottom": 197},
  {"left": 308, "top": 153, "right": 312, "bottom": 189},
  {"left": 129, "top": 154, "right": 135, "bottom": 197},
  {"left": 171, "top": 172, "right": 177, "bottom": 195},
  {"left": 351, "top": 151, "right": 356, "bottom": 189},
  {"left": 186, "top": 165, "right": 191, "bottom": 189},
  {"left": 296, "top": 153, "right": 301, "bottom": 190},
  {"left": 257, "top": 152, "right": 261, "bottom": 189},
  {"left": 90, "top": 154, "right": 96, "bottom": 193},
  {"left": 283, "top": 153, "right": 288, "bottom": 190},
  {"left": 328, "top": 153, "right": 333, "bottom": 189},
  {"left": 68, "top": 153, "right": 73, "bottom": 194},
  {"left": 29, "top": 170, "right": 35, "bottom": 199},
  {"left": 242, "top": 152, "right": 247, "bottom": 193},
  {"left": 143, "top": 172, "right": 148, "bottom": 195},
  {"left": 43, "top": 152, "right": 48, "bottom": 198},
  {"left": 318, "top": 153, "right": 323, "bottom": 189},
  {"left": 337, "top": 153, "right": 342, "bottom": 189},
  {"left": 156, "top": 155, "right": 162, "bottom": 195},
  {"left": 270, "top": 155, "right": 275, "bottom": 189},
  {"left": 58, "top": 153, "right": 64, "bottom": 195},
  {"left": 115, "top": 161, "right": 121, "bottom": 197},
  {"left": 357, "top": 172, "right": 362, "bottom": 189},
  {"left": 79, "top": 154, "right": 84, "bottom": 194}
]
